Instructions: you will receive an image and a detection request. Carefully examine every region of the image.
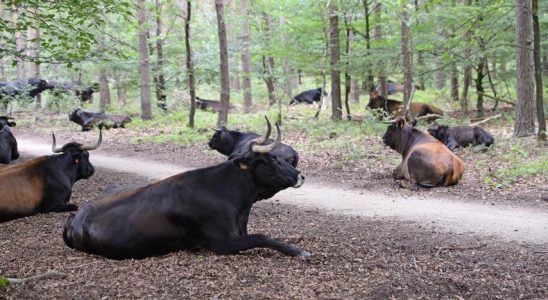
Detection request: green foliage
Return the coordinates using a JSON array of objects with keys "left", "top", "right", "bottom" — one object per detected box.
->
[{"left": 0, "top": 276, "right": 10, "bottom": 288}]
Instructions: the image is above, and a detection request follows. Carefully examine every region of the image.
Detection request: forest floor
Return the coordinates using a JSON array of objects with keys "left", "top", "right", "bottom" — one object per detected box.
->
[{"left": 1, "top": 113, "right": 547, "bottom": 298}]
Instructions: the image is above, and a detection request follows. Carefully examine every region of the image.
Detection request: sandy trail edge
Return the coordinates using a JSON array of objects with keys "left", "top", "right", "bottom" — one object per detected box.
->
[{"left": 17, "top": 138, "right": 548, "bottom": 244}]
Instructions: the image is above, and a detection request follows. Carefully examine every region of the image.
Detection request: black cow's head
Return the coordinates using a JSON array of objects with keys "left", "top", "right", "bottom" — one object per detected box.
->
[
  {"left": 51, "top": 130, "right": 102, "bottom": 180},
  {"left": 0, "top": 116, "right": 16, "bottom": 127},
  {"left": 208, "top": 126, "right": 235, "bottom": 156},
  {"left": 231, "top": 120, "right": 304, "bottom": 200},
  {"left": 427, "top": 124, "right": 450, "bottom": 142},
  {"left": 366, "top": 91, "right": 386, "bottom": 110}
]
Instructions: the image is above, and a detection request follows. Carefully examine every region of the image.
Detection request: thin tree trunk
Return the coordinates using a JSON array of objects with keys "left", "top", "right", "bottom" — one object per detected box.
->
[
  {"left": 486, "top": 62, "right": 498, "bottom": 110},
  {"left": 114, "top": 75, "right": 127, "bottom": 106},
  {"left": 0, "top": 7, "right": 4, "bottom": 81},
  {"left": 240, "top": 0, "right": 253, "bottom": 112},
  {"left": 185, "top": 0, "right": 197, "bottom": 128},
  {"left": 513, "top": 0, "right": 535, "bottom": 137},
  {"left": 475, "top": 59, "right": 485, "bottom": 118},
  {"left": 215, "top": 0, "right": 230, "bottom": 126},
  {"left": 435, "top": 54, "right": 446, "bottom": 89},
  {"left": 28, "top": 11, "right": 41, "bottom": 109},
  {"left": 343, "top": 12, "right": 352, "bottom": 120},
  {"left": 350, "top": 79, "right": 360, "bottom": 103},
  {"left": 374, "top": 2, "right": 386, "bottom": 98},
  {"left": 451, "top": 64, "right": 459, "bottom": 102},
  {"left": 401, "top": 4, "right": 413, "bottom": 121},
  {"left": 461, "top": 0, "right": 473, "bottom": 115},
  {"left": 329, "top": 1, "right": 342, "bottom": 121},
  {"left": 363, "top": 0, "right": 374, "bottom": 93},
  {"left": 138, "top": 0, "right": 153, "bottom": 120},
  {"left": 98, "top": 35, "right": 111, "bottom": 112},
  {"left": 414, "top": 0, "right": 425, "bottom": 90},
  {"left": 262, "top": 13, "right": 276, "bottom": 106},
  {"left": 155, "top": 0, "right": 167, "bottom": 111},
  {"left": 532, "top": 0, "right": 546, "bottom": 139}
]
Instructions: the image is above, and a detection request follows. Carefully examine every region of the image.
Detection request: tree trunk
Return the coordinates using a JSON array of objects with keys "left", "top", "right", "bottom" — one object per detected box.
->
[
  {"left": 28, "top": 13, "right": 41, "bottom": 109},
  {"left": 185, "top": 0, "right": 197, "bottom": 128},
  {"left": 155, "top": 0, "right": 167, "bottom": 111},
  {"left": 329, "top": 1, "right": 342, "bottom": 121},
  {"left": 351, "top": 79, "right": 360, "bottom": 103},
  {"left": 532, "top": 0, "right": 546, "bottom": 139},
  {"left": 401, "top": 4, "right": 413, "bottom": 121},
  {"left": 215, "top": 0, "right": 230, "bottom": 127},
  {"left": 138, "top": 0, "right": 153, "bottom": 120},
  {"left": 414, "top": 0, "right": 425, "bottom": 90},
  {"left": 513, "top": 0, "right": 535, "bottom": 137},
  {"left": 450, "top": 64, "right": 459, "bottom": 102},
  {"left": 435, "top": 54, "right": 446, "bottom": 89},
  {"left": 240, "top": 0, "right": 253, "bottom": 113},
  {"left": 12, "top": 5, "right": 26, "bottom": 81},
  {"left": 460, "top": 0, "right": 473, "bottom": 115},
  {"left": 374, "top": 2, "right": 386, "bottom": 98},
  {"left": 475, "top": 60, "right": 485, "bottom": 118},
  {"left": 98, "top": 35, "right": 111, "bottom": 112},
  {"left": 363, "top": 0, "right": 374, "bottom": 94},
  {"left": 262, "top": 13, "right": 276, "bottom": 106},
  {"left": 114, "top": 75, "right": 127, "bottom": 106},
  {"left": 343, "top": 12, "right": 352, "bottom": 120}
]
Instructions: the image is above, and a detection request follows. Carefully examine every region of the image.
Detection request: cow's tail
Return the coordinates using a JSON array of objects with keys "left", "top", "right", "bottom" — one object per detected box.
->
[{"left": 62, "top": 213, "right": 77, "bottom": 249}]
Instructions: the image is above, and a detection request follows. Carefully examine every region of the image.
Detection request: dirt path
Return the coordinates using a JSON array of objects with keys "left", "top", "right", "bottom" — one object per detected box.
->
[{"left": 17, "top": 137, "right": 548, "bottom": 244}]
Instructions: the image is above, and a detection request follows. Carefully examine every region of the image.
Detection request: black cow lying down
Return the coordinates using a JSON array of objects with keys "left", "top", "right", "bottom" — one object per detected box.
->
[
  {"left": 427, "top": 124, "right": 494, "bottom": 151},
  {"left": 289, "top": 88, "right": 327, "bottom": 105},
  {"left": 63, "top": 121, "right": 309, "bottom": 259},
  {"left": 69, "top": 108, "right": 132, "bottom": 131},
  {"left": 208, "top": 117, "right": 299, "bottom": 167},
  {"left": 0, "top": 131, "right": 101, "bottom": 222},
  {"left": 0, "top": 116, "right": 19, "bottom": 164}
]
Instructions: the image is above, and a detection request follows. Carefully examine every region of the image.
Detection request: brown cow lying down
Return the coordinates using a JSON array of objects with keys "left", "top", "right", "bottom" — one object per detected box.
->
[
  {"left": 427, "top": 124, "right": 494, "bottom": 151},
  {"left": 382, "top": 117, "right": 464, "bottom": 190},
  {"left": 367, "top": 91, "right": 443, "bottom": 121},
  {"left": 69, "top": 108, "right": 131, "bottom": 131}
]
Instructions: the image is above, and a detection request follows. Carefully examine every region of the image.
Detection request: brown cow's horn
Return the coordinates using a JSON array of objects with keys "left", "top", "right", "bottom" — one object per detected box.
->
[
  {"left": 382, "top": 119, "right": 397, "bottom": 124},
  {"left": 249, "top": 116, "right": 272, "bottom": 145},
  {"left": 80, "top": 130, "right": 102, "bottom": 151},
  {"left": 252, "top": 122, "right": 281, "bottom": 153},
  {"left": 51, "top": 133, "right": 64, "bottom": 153}
]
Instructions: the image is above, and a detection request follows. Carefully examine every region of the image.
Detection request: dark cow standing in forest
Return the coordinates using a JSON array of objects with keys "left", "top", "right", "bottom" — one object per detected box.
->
[
  {"left": 0, "top": 132, "right": 101, "bottom": 222},
  {"left": 289, "top": 88, "right": 327, "bottom": 105},
  {"left": 196, "top": 97, "right": 234, "bottom": 113},
  {"left": 50, "top": 82, "right": 98, "bottom": 103},
  {"left": 0, "top": 116, "right": 19, "bottom": 164},
  {"left": 62, "top": 122, "right": 309, "bottom": 259},
  {"left": 427, "top": 124, "right": 494, "bottom": 151},
  {"left": 383, "top": 117, "right": 464, "bottom": 190},
  {"left": 367, "top": 91, "right": 443, "bottom": 121},
  {"left": 208, "top": 117, "right": 299, "bottom": 167},
  {"left": 69, "top": 108, "right": 132, "bottom": 131},
  {"left": 0, "top": 78, "right": 54, "bottom": 108}
]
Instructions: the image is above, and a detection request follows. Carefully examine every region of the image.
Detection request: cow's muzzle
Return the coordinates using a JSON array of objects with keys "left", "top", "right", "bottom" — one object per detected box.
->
[{"left": 293, "top": 174, "right": 305, "bottom": 188}]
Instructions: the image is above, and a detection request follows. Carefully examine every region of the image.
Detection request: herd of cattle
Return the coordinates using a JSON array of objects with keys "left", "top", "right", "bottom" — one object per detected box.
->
[
  {"left": 0, "top": 82, "right": 495, "bottom": 260},
  {"left": 0, "top": 78, "right": 97, "bottom": 106}
]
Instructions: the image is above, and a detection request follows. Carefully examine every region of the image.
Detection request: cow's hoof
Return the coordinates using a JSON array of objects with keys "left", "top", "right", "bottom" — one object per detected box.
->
[{"left": 297, "top": 250, "right": 312, "bottom": 258}]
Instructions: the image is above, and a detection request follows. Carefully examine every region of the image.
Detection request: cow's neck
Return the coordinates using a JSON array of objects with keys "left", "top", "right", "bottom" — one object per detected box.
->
[
  {"left": 49, "top": 153, "right": 79, "bottom": 185},
  {"left": 400, "top": 128, "right": 429, "bottom": 157}
]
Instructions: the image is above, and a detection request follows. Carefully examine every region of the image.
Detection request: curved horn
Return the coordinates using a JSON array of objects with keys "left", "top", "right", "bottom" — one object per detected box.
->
[
  {"left": 252, "top": 122, "right": 281, "bottom": 153},
  {"left": 249, "top": 116, "right": 272, "bottom": 145},
  {"left": 80, "top": 130, "right": 102, "bottom": 151},
  {"left": 51, "top": 133, "right": 64, "bottom": 153},
  {"left": 382, "top": 119, "right": 397, "bottom": 124}
]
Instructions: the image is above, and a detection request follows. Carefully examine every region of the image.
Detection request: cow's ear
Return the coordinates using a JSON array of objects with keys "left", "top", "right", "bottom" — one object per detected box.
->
[{"left": 397, "top": 119, "right": 405, "bottom": 129}]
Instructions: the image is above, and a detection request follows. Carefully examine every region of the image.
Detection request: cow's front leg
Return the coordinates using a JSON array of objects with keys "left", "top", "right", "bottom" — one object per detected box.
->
[
  {"left": 206, "top": 234, "right": 311, "bottom": 257},
  {"left": 49, "top": 203, "right": 78, "bottom": 213},
  {"left": 392, "top": 163, "right": 404, "bottom": 180}
]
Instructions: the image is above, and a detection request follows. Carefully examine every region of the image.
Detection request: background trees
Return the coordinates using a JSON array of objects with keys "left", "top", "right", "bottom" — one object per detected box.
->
[{"left": 0, "top": 0, "right": 545, "bottom": 137}]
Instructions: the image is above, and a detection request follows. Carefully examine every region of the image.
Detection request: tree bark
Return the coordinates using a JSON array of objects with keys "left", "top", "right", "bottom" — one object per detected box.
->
[
  {"left": 374, "top": 2, "right": 387, "bottom": 98},
  {"left": 401, "top": 4, "right": 413, "bottom": 121},
  {"left": 343, "top": 12, "right": 352, "bottom": 120},
  {"left": 262, "top": 13, "right": 276, "bottom": 106},
  {"left": 450, "top": 64, "right": 459, "bottom": 102},
  {"left": 414, "top": 0, "right": 425, "bottom": 90},
  {"left": 185, "top": 0, "right": 196, "bottom": 128},
  {"left": 329, "top": 1, "right": 342, "bottom": 121},
  {"left": 435, "top": 54, "right": 446, "bottom": 89},
  {"left": 98, "top": 35, "right": 111, "bottom": 112},
  {"left": 240, "top": 0, "right": 253, "bottom": 112},
  {"left": 155, "top": 0, "right": 167, "bottom": 111},
  {"left": 513, "top": 0, "right": 535, "bottom": 137},
  {"left": 215, "top": 0, "right": 230, "bottom": 127},
  {"left": 460, "top": 0, "right": 473, "bottom": 115},
  {"left": 280, "top": 16, "right": 293, "bottom": 100},
  {"left": 532, "top": 0, "right": 546, "bottom": 139},
  {"left": 363, "top": 0, "right": 374, "bottom": 94},
  {"left": 475, "top": 59, "right": 485, "bottom": 118},
  {"left": 138, "top": 0, "right": 153, "bottom": 120},
  {"left": 28, "top": 10, "right": 41, "bottom": 109}
]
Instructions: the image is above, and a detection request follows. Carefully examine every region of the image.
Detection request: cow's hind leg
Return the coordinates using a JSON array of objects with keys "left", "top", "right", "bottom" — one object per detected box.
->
[{"left": 207, "top": 234, "right": 311, "bottom": 257}]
